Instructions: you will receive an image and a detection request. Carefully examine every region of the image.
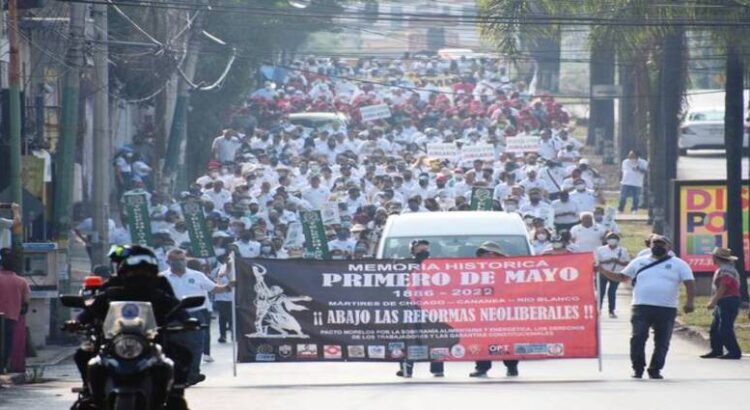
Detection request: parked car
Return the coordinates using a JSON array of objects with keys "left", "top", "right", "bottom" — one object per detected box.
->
[
  {"left": 678, "top": 108, "right": 749, "bottom": 155},
  {"left": 288, "top": 112, "right": 349, "bottom": 131}
]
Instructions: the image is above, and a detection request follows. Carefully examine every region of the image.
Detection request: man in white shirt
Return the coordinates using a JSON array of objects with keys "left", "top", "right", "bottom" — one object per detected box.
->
[
  {"left": 202, "top": 180, "right": 233, "bottom": 211},
  {"left": 538, "top": 129, "right": 561, "bottom": 161},
  {"left": 211, "top": 129, "right": 242, "bottom": 163},
  {"left": 569, "top": 178, "right": 597, "bottom": 213},
  {"left": 0, "top": 203, "right": 20, "bottom": 250},
  {"left": 232, "top": 231, "right": 261, "bottom": 258},
  {"left": 594, "top": 232, "right": 631, "bottom": 318},
  {"left": 161, "top": 249, "right": 232, "bottom": 384},
  {"left": 302, "top": 174, "right": 331, "bottom": 210},
  {"left": 598, "top": 235, "right": 695, "bottom": 379},
  {"left": 569, "top": 212, "right": 606, "bottom": 252},
  {"left": 551, "top": 191, "right": 580, "bottom": 233},
  {"left": 618, "top": 150, "right": 648, "bottom": 213}
]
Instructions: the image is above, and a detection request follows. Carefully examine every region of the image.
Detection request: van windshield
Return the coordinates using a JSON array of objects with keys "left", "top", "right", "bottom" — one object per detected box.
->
[{"left": 382, "top": 235, "right": 531, "bottom": 259}]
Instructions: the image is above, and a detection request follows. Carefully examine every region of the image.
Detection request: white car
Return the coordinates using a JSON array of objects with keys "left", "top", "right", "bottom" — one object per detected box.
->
[{"left": 678, "top": 108, "right": 749, "bottom": 155}]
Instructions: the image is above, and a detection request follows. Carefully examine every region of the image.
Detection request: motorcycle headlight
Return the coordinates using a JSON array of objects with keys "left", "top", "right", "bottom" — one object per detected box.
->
[{"left": 112, "top": 335, "right": 146, "bottom": 359}]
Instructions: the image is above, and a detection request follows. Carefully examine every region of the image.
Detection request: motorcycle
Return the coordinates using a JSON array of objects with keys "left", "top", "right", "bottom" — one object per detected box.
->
[{"left": 61, "top": 294, "right": 205, "bottom": 410}]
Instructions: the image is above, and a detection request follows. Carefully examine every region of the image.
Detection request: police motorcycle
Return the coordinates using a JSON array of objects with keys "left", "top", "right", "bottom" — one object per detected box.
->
[{"left": 61, "top": 293, "right": 204, "bottom": 410}]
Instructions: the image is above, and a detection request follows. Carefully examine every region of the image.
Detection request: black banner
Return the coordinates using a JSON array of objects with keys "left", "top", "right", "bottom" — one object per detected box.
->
[{"left": 235, "top": 258, "right": 459, "bottom": 362}]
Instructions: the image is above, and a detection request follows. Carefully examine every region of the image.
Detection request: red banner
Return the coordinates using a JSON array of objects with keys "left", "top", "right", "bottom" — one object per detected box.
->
[{"left": 406, "top": 253, "right": 598, "bottom": 361}]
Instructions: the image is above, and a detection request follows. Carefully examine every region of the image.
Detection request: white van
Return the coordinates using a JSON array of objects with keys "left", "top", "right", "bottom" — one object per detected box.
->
[{"left": 376, "top": 211, "right": 533, "bottom": 259}]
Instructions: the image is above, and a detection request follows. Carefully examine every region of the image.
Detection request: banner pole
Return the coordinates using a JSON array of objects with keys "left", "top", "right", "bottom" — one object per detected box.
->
[
  {"left": 230, "top": 251, "right": 237, "bottom": 378},
  {"left": 595, "top": 269, "right": 603, "bottom": 372}
]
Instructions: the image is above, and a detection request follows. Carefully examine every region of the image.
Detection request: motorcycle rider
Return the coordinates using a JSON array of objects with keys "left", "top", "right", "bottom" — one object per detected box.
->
[{"left": 69, "top": 245, "right": 194, "bottom": 410}]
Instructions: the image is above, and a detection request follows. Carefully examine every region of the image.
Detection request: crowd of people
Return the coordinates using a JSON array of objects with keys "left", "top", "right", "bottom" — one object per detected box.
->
[{"left": 93, "top": 55, "right": 660, "bottom": 381}]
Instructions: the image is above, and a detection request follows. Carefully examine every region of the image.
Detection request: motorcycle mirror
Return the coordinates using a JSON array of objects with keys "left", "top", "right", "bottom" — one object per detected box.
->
[
  {"left": 179, "top": 295, "right": 206, "bottom": 310},
  {"left": 60, "top": 295, "right": 86, "bottom": 309}
]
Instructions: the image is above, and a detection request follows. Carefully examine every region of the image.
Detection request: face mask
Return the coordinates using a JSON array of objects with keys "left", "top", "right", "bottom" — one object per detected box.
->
[
  {"left": 536, "top": 234, "right": 548, "bottom": 241},
  {"left": 651, "top": 245, "right": 667, "bottom": 257},
  {"left": 552, "top": 242, "right": 564, "bottom": 250},
  {"left": 575, "top": 185, "right": 585, "bottom": 191},
  {"left": 607, "top": 239, "right": 619, "bottom": 246},
  {"left": 505, "top": 204, "right": 518, "bottom": 212},
  {"left": 169, "top": 260, "right": 186, "bottom": 271},
  {"left": 595, "top": 216, "right": 604, "bottom": 223},
  {"left": 261, "top": 246, "right": 273, "bottom": 254},
  {"left": 214, "top": 247, "right": 227, "bottom": 257},
  {"left": 530, "top": 197, "right": 540, "bottom": 204},
  {"left": 415, "top": 250, "right": 430, "bottom": 261}
]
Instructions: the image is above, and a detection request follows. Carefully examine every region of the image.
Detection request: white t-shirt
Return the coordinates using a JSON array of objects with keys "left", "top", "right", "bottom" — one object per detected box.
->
[
  {"left": 621, "top": 158, "right": 648, "bottom": 187},
  {"left": 302, "top": 186, "right": 331, "bottom": 210},
  {"left": 0, "top": 218, "right": 13, "bottom": 249},
  {"left": 594, "top": 245, "right": 631, "bottom": 273},
  {"left": 212, "top": 136, "right": 242, "bottom": 163},
  {"left": 160, "top": 269, "right": 216, "bottom": 311},
  {"left": 570, "top": 190, "right": 597, "bottom": 213},
  {"left": 570, "top": 223, "right": 606, "bottom": 252},
  {"left": 552, "top": 199, "right": 580, "bottom": 224},
  {"left": 622, "top": 255, "right": 695, "bottom": 308}
]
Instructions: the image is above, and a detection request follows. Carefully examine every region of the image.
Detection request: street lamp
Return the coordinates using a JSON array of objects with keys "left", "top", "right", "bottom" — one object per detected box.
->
[{"left": 288, "top": 0, "right": 311, "bottom": 8}]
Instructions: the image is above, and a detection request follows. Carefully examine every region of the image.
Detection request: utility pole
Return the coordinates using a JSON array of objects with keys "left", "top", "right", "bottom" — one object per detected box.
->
[
  {"left": 163, "top": 11, "right": 204, "bottom": 194},
  {"left": 91, "top": 3, "right": 110, "bottom": 266},
  {"left": 53, "top": 3, "right": 86, "bottom": 242},
  {"left": 7, "top": 0, "right": 23, "bottom": 265}
]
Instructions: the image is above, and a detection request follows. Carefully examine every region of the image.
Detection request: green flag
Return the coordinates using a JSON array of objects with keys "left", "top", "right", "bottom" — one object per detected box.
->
[
  {"left": 122, "top": 191, "right": 152, "bottom": 246},
  {"left": 181, "top": 200, "right": 215, "bottom": 258},
  {"left": 470, "top": 187, "right": 494, "bottom": 211},
  {"left": 300, "top": 210, "right": 330, "bottom": 259}
]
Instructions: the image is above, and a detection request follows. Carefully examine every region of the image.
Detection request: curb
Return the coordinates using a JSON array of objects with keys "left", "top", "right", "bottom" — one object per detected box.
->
[
  {"left": 28, "top": 346, "right": 78, "bottom": 367},
  {"left": 674, "top": 318, "right": 711, "bottom": 346}
]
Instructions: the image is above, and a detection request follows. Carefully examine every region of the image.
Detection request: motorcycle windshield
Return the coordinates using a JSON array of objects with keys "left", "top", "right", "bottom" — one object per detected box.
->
[{"left": 102, "top": 302, "right": 159, "bottom": 340}]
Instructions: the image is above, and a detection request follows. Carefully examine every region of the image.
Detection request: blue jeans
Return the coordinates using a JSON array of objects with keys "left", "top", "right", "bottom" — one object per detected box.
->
[
  {"left": 171, "top": 309, "right": 207, "bottom": 383},
  {"left": 630, "top": 305, "right": 676, "bottom": 372},
  {"left": 709, "top": 296, "right": 742, "bottom": 357},
  {"left": 618, "top": 185, "right": 641, "bottom": 212},
  {"left": 599, "top": 274, "right": 620, "bottom": 313}
]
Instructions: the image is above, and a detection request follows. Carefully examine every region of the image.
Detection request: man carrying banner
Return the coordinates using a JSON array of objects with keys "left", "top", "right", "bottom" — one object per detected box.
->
[
  {"left": 598, "top": 235, "right": 695, "bottom": 379},
  {"left": 396, "top": 239, "right": 445, "bottom": 378},
  {"left": 469, "top": 241, "right": 520, "bottom": 378}
]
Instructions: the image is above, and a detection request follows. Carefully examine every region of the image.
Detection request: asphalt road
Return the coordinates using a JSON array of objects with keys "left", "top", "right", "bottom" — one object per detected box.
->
[
  {"left": 677, "top": 149, "right": 749, "bottom": 180},
  {"left": 3, "top": 291, "right": 750, "bottom": 410}
]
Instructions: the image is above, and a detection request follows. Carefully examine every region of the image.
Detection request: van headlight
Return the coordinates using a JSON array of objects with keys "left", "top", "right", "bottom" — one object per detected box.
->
[{"left": 112, "top": 335, "right": 146, "bottom": 359}]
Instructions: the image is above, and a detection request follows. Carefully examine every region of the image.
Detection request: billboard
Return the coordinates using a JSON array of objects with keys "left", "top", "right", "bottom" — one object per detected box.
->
[{"left": 673, "top": 180, "right": 750, "bottom": 273}]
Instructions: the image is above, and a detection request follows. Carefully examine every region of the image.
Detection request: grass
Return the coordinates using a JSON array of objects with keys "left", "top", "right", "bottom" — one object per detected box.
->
[{"left": 618, "top": 220, "right": 652, "bottom": 256}]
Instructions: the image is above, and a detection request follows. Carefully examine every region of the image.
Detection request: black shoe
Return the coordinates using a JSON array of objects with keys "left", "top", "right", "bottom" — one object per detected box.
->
[
  {"left": 647, "top": 370, "right": 663, "bottom": 380},
  {"left": 700, "top": 352, "right": 723, "bottom": 359},
  {"left": 631, "top": 370, "right": 644, "bottom": 379},
  {"left": 469, "top": 370, "right": 488, "bottom": 378},
  {"left": 188, "top": 374, "right": 206, "bottom": 386},
  {"left": 396, "top": 370, "right": 412, "bottom": 378},
  {"left": 432, "top": 372, "right": 444, "bottom": 378},
  {"left": 718, "top": 354, "right": 741, "bottom": 360},
  {"left": 218, "top": 338, "right": 227, "bottom": 344},
  {"left": 506, "top": 367, "right": 519, "bottom": 377}
]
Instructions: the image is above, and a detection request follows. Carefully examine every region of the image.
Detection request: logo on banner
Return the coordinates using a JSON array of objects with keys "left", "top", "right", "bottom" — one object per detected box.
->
[
  {"left": 430, "top": 348, "right": 450, "bottom": 360},
  {"left": 257, "top": 344, "right": 274, "bottom": 354},
  {"left": 548, "top": 343, "right": 565, "bottom": 356},
  {"left": 246, "top": 264, "right": 313, "bottom": 339},
  {"left": 388, "top": 342, "right": 405, "bottom": 359},
  {"left": 297, "top": 344, "right": 318, "bottom": 358},
  {"left": 255, "top": 354, "right": 276, "bottom": 362},
  {"left": 408, "top": 346, "right": 429, "bottom": 360},
  {"left": 347, "top": 345, "right": 366, "bottom": 359},
  {"left": 368, "top": 345, "right": 386, "bottom": 359},
  {"left": 488, "top": 344, "right": 510, "bottom": 356},
  {"left": 468, "top": 344, "right": 482, "bottom": 355},
  {"left": 278, "top": 344, "right": 293, "bottom": 358},
  {"left": 514, "top": 343, "right": 558, "bottom": 355},
  {"left": 451, "top": 344, "right": 466, "bottom": 359},
  {"left": 324, "top": 345, "right": 342, "bottom": 359}
]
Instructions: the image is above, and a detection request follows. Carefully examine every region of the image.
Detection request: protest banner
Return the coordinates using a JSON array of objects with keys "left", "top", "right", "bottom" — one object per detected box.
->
[
  {"left": 360, "top": 104, "right": 392, "bottom": 122},
  {"left": 505, "top": 136, "right": 540, "bottom": 154},
  {"left": 122, "top": 191, "right": 152, "bottom": 246},
  {"left": 22, "top": 155, "right": 46, "bottom": 200},
  {"left": 181, "top": 200, "right": 215, "bottom": 258},
  {"left": 461, "top": 144, "right": 495, "bottom": 162},
  {"left": 321, "top": 202, "right": 341, "bottom": 225},
  {"left": 235, "top": 254, "right": 598, "bottom": 363},
  {"left": 672, "top": 180, "right": 750, "bottom": 273},
  {"left": 470, "top": 187, "right": 494, "bottom": 211},
  {"left": 427, "top": 143, "right": 459, "bottom": 160},
  {"left": 300, "top": 210, "right": 330, "bottom": 259}
]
